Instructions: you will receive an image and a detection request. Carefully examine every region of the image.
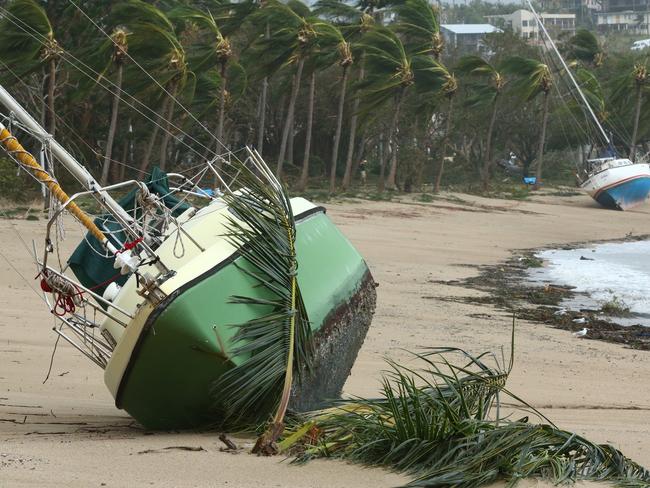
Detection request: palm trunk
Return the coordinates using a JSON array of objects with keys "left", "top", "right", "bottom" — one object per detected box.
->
[
  {"left": 434, "top": 96, "right": 454, "bottom": 193},
  {"left": 257, "top": 77, "right": 268, "bottom": 155},
  {"left": 100, "top": 63, "right": 123, "bottom": 185},
  {"left": 287, "top": 122, "right": 295, "bottom": 167},
  {"left": 257, "top": 23, "right": 270, "bottom": 156},
  {"left": 481, "top": 96, "right": 499, "bottom": 192},
  {"left": 276, "top": 58, "right": 305, "bottom": 177},
  {"left": 378, "top": 132, "right": 386, "bottom": 193},
  {"left": 535, "top": 90, "right": 550, "bottom": 189},
  {"left": 159, "top": 83, "right": 179, "bottom": 171},
  {"left": 47, "top": 58, "right": 56, "bottom": 136},
  {"left": 342, "top": 63, "right": 364, "bottom": 190},
  {"left": 329, "top": 66, "right": 349, "bottom": 193},
  {"left": 141, "top": 96, "right": 171, "bottom": 174},
  {"left": 385, "top": 92, "right": 404, "bottom": 190},
  {"left": 630, "top": 83, "right": 643, "bottom": 162},
  {"left": 217, "top": 64, "right": 227, "bottom": 143},
  {"left": 297, "top": 72, "right": 316, "bottom": 191}
]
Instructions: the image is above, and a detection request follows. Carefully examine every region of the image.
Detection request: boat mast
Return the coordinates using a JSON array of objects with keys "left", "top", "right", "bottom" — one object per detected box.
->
[
  {"left": 525, "top": 0, "right": 611, "bottom": 146},
  {"left": 0, "top": 83, "right": 169, "bottom": 277}
]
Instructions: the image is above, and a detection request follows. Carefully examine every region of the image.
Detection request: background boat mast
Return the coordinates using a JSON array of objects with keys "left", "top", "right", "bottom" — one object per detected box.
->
[{"left": 526, "top": 0, "right": 611, "bottom": 147}]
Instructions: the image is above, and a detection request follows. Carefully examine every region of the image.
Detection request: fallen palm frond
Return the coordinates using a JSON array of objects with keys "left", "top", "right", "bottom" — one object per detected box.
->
[
  {"left": 211, "top": 153, "right": 313, "bottom": 453},
  {"left": 282, "top": 334, "right": 649, "bottom": 487}
]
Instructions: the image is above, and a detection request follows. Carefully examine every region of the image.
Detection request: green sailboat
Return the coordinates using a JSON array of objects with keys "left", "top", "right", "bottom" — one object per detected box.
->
[{"left": 0, "top": 84, "right": 375, "bottom": 431}]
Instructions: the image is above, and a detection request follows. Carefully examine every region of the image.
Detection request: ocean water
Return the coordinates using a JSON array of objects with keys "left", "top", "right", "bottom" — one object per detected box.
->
[{"left": 527, "top": 240, "right": 650, "bottom": 325}]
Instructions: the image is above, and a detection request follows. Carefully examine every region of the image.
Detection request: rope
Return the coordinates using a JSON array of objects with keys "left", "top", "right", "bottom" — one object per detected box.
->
[{"left": 38, "top": 268, "right": 124, "bottom": 316}]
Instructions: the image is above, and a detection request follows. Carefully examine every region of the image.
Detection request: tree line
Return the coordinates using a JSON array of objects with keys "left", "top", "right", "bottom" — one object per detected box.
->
[{"left": 0, "top": 0, "right": 648, "bottom": 197}]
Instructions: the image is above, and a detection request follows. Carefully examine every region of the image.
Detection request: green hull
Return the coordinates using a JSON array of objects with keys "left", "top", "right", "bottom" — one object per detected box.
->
[{"left": 116, "top": 208, "right": 375, "bottom": 429}]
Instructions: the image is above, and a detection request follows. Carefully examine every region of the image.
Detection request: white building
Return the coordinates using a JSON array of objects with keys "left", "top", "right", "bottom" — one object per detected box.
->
[
  {"left": 486, "top": 9, "right": 576, "bottom": 40},
  {"left": 595, "top": 11, "right": 650, "bottom": 33},
  {"left": 440, "top": 24, "right": 502, "bottom": 54}
]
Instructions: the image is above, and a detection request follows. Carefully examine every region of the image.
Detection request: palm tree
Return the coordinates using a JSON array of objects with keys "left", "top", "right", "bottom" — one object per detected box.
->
[
  {"left": 358, "top": 26, "right": 414, "bottom": 191},
  {"left": 113, "top": 0, "right": 190, "bottom": 173},
  {"left": 251, "top": 0, "right": 318, "bottom": 177},
  {"left": 327, "top": 28, "right": 353, "bottom": 193},
  {"left": 170, "top": 5, "right": 232, "bottom": 154},
  {"left": 0, "top": 0, "right": 61, "bottom": 136},
  {"left": 314, "top": 1, "right": 375, "bottom": 190},
  {"left": 611, "top": 61, "right": 649, "bottom": 162},
  {"left": 503, "top": 56, "right": 553, "bottom": 189},
  {"left": 457, "top": 56, "right": 505, "bottom": 192},
  {"left": 89, "top": 27, "right": 130, "bottom": 186},
  {"left": 568, "top": 29, "right": 604, "bottom": 68},
  {"left": 396, "top": 0, "right": 443, "bottom": 61}
]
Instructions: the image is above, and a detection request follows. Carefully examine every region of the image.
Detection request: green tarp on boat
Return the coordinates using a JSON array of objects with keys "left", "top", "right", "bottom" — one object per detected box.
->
[{"left": 68, "top": 167, "right": 191, "bottom": 295}]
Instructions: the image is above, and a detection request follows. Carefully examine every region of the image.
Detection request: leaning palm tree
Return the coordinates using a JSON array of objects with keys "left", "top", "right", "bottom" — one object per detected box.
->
[
  {"left": 83, "top": 27, "right": 130, "bottom": 186},
  {"left": 567, "top": 29, "right": 604, "bottom": 68},
  {"left": 0, "top": 0, "right": 61, "bottom": 136},
  {"left": 326, "top": 26, "right": 354, "bottom": 194},
  {"left": 315, "top": 0, "right": 375, "bottom": 190},
  {"left": 170, "top": 5, "right": 232, "bottom": 154},
  {"left": 296, "top": 20, "right": 350, "bottom": 192},
  {"left": 457, "top": 55, "right": 505, "bottom": 192},
  {"left": 395, "top": 0, "right": 443, "bottom": 60},
  {"left": 358, "top": 26, "right": 415, "bottom": 192},
  {"left": 503, "top": 56, "right": 553, "bottom": 189},
  {"left": 251, "top": 0, "right": 318, "bottom": 177},
  {"left": 611, "top": 59, "right": 649, "bottom": 162},
  {"left": 112, "top": 0, "right": 191, "bottom": 172}
]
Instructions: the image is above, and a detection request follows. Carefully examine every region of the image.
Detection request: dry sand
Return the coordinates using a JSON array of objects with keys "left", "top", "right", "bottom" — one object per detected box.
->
[{"left": 1, "top": 191, "right": 649, "bottom": 487}]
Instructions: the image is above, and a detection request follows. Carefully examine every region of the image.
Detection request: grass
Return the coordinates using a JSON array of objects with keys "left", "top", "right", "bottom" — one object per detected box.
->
[
  {"left": 601, "top": 296, "right": 632, "bottom": 317},
  {"left": 519, "top": 254, "right": 544, "bottom": 268}
]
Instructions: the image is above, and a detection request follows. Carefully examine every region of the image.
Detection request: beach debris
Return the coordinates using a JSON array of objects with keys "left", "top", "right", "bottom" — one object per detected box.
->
[
  {"left": 136, "top": 446, "right": 206, "bottom": 455},
  {"left": 554, "top": 308, "right": 567, "bottom": 316},
  {"left": 573, "top": 327, "right": 589, "bottom": 337},
  {"left": 218, "top": 434, "right": 238, "bottom": 452},
  {"left": 580, "top": 255, "right": 594, "bottom": 261},
  {"left": 281, "top": 339, "right": 650, "bottom": 487},
  {"left": 572, "top": 317, "right": 587, "bottom": 324}
]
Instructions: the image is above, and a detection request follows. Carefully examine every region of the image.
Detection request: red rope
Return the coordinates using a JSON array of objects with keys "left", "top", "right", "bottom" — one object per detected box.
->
[
  {"left": 38, "top": 269, "right": 123, "bottom": 317},
  {"left": 36, "top": 236, "right": 142, "bottom": 317},
  {"left": 117, "top": 237, "right": 143, "bottom": 254}
]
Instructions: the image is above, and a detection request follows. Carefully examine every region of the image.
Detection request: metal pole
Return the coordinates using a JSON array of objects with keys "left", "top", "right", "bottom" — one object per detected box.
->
[{"left": 525, "top": 0, "right": 611, "bottom": 145}]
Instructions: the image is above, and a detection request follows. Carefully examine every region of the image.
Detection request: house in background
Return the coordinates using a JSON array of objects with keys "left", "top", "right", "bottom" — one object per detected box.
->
[
  {"left": 595, "top": 0, "right": 650, "bottom": 33},
  {"left": 440, "top": 24, "right": 502, "bottom": 54},
  {"left": 486, "top": 9, "right": 576, "bottom": 40}
]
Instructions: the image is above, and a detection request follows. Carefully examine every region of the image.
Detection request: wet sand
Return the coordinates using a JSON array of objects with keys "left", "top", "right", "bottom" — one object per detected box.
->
[{"left": 1, "top": 191, "right": 649, "bottom": 487}]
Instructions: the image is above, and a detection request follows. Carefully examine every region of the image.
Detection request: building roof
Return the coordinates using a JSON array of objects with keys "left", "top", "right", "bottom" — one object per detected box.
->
[{"left": 441, "top": 24, "right": 502, "bottom": 34}]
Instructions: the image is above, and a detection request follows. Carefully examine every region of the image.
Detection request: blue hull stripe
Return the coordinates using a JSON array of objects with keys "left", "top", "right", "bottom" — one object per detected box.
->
[{"left": 595, "top": 176, "right": 650, "bottom": 210}]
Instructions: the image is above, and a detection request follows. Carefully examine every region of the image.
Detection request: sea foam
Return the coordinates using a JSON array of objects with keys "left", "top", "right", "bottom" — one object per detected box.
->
[{"left": 530, "top": 240, "right": 650, "bottom": 317}]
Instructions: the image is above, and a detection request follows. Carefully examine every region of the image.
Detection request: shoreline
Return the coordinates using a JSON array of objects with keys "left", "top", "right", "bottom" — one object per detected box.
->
[
  {"left": 433, "top": 236, "right": 650, "bottom": 351},
  {"left": 2, "top": 191, "right": 650, "bottom": 487}
]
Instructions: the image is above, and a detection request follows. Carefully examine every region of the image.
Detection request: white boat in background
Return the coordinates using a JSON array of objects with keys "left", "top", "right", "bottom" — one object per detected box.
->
[
  {"left": 528, "top": 0, "right": 650, "bottom": 211},
  {"left": 580, "top": 158, "right": 650, "bottom": 210}
]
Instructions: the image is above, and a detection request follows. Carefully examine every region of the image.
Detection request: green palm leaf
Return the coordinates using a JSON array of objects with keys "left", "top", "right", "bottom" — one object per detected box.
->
[
  {"left": 0, "top": 0, "right": 58, "bottom": 77},
  {"left": 283, "top": 341, "right": 650, "bottom": 487},
  {"left": 212, "top": 154, "right": 313, "bottom": 453},
  {"left": 395, "top": 0, "right": 443, "bottom": 57}
]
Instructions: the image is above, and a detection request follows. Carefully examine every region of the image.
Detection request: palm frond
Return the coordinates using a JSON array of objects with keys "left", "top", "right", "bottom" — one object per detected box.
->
[
  {"left": 211, "top": 155, "right": 313, "bottom": 453},
  {"left": 0, "top": 0, "right": 57, "bottom": 74},
  {"left": 282, "top": 338, "right": 649, "bottom": 487}
]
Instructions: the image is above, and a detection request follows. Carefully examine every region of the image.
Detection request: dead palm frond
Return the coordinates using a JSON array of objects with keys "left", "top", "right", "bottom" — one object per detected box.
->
[
  {"left": 282, "top": 331, "right": 649, "bottom": 487},
  {"left": 211, "top": 154, "right": 314, "bottom": 454}
]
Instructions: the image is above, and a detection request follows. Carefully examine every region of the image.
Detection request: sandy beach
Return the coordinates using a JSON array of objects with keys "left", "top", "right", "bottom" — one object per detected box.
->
[{"left": 1, "top": 191, "right": 649, "bottom": 487}]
